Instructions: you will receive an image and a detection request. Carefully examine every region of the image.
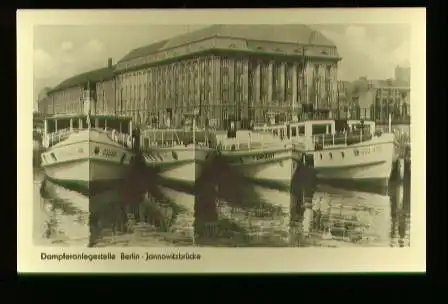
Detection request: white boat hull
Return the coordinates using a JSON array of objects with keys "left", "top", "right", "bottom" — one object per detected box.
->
[
  {"left": 143, "top": 145, "right": 214, "bottom": 190},
  {"left": 310, "top": 135, "right": 395, "bottom": 188},
  {"left": 220, "top": 146, "right": 302, "bottom": 191},
  {"left": 40, "top": 129, "right": 134, "bottom": 196}
]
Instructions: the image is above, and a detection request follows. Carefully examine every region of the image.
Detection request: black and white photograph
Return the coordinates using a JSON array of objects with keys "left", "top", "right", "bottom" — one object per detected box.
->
[{"left": 19, "top": 9, "right": 425, "bottom": 273}]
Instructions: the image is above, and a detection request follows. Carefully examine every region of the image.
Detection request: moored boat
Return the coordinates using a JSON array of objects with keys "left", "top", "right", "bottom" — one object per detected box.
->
[
  {"left": 256, "top": 116, "right": 395, "bottom": 189},
  {"left": 139, "top": 113, "right": 216, "bottom": 192},
  {"left": 215, "top": 121, "right": 303, "bottom": 192},
  {"left": 40, "top": 114, "right": 136, "bottom": 196}
]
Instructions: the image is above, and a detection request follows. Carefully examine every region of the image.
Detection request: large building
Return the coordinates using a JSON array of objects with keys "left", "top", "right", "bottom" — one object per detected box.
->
[
  {"left": 37, "top": 87, "right": 51, "bottom": 115},
  {"left": 336, "top": 80, "right": 353, "bottom": 119},
  {"left": 42, "top": 58, "right": 115, "bottom": 117},
  {"left": 39, "top": 25, "right": 342, "bottom": 128},
  {"left": 349, "top": 77, "right": 410, "bottom": 123},
  {"left": 394, "top": 65, "right": 411, "bottom": 84}
]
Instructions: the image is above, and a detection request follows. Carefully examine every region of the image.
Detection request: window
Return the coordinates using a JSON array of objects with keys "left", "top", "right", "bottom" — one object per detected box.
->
[
  {"left": 50, "top": 153, "right": 57, "bottom": 161},
  {"left": 329, "top": 152, "right": 333, "bottom": 159},
  {"left": 341, "top": 152, "right": 345, "bottom": 158}
]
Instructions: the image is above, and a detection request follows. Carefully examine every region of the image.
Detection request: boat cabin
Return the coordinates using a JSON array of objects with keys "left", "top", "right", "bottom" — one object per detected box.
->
[
  {"left": 254, "top": 118, "right": 377, "bottom": 150},
  {"left": 42, "top": 114, "right": 133, "bottom": 148},
  {"left": 43, "top": 114, "right": 133, "bottom": 136},
  {"left": 139, "top": 111, "right": 216, "bottom": 150}
]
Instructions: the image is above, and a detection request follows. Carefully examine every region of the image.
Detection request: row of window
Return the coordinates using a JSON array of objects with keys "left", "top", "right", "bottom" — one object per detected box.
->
[{"left": 318, "top": 146, "right": 383, "bottom": 160}]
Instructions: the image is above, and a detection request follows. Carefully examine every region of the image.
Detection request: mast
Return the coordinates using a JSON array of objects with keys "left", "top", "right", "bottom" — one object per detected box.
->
[{"left": 337, "top": 82, "right": 340, "bottom": 119}]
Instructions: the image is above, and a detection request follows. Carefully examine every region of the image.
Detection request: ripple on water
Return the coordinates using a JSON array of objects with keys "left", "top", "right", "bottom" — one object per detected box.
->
[{"left": 33, "top": 169, "right": 410, "bottom": 248}]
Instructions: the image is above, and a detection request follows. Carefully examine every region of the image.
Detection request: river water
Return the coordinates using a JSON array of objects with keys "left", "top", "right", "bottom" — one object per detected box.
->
[{"left": 33, "top": 160, "right": 411, "bottom": 248}]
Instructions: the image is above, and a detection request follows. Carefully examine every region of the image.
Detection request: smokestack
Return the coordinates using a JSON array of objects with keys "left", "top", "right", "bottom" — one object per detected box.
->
[{"left": 107, "top": 58, "right": 112, "bottom": 68}]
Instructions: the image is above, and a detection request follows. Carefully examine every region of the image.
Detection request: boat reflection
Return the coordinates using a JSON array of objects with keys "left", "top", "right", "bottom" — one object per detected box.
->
[{"left": 35, "top": 156, "right": 410, "bottom": 248}]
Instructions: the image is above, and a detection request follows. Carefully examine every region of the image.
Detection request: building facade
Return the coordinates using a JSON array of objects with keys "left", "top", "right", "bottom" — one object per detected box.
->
[
  {"left": 349, "top": 78, "right": 410, "bottom": 123},
  {"left": 394, "top": 65, "right": 411, "bottom": 84},
  {"left": 37, "top": 87, "right": 51, "bottom": 115},
  {"left": 39, "top": 25, "right": 342, "bottom": 129},
  {"left": 42, "top": 59, "right": 115, "bottom": 117},
  {"left": 336, "top": 80, "right": 352, "bottom": 119}
]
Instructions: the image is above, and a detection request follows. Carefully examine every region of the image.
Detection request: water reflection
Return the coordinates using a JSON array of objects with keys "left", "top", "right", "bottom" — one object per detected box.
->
[{"left": 34, "top": 159, "right": 411, "bottom": 248}]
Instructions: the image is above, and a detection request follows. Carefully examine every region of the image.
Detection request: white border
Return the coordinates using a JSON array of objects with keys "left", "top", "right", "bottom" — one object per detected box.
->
[{"left": 18, "top": 8, "right": 426, "bottom": 273}]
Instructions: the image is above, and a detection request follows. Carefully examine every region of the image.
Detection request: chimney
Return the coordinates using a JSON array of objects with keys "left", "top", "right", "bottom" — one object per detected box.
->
[{"left": 107, "top": 58, "right": 112, "bottom": 68}]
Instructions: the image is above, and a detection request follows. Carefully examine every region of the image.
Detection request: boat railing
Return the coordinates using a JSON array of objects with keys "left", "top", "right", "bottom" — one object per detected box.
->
[
  {"left": 103, "top": 127, "right": 133, "bottom": 149},
  {"left": 140, "top": 128, "right": 214, "bottom": 150},
  {"left": 311, "top": 129, "right": 374, "bottom": 150},
  {"left": 217, "top": 132, "right": 289, "bottom": 152},
  {"left": 43, "top": 128, "right": 73, "bottom": 148},
  {"left": 141, "top": 129, "right": 182, "bottom": 147}
]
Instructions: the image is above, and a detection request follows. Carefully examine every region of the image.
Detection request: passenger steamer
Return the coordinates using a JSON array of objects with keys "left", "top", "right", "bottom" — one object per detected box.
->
[
  {"left": 256, "top": 114, "right": 395, "bottom": 188},
  {"left": 139, "top": 112, "right": 216, "bottom": 191},
  {"left": 215, "top": 120, "right": 303, "bottom": 191},
  {"left": 40, "top": 114, "right": 135, "bottom": 196},
  {"left": 40, "top": 87, "right": 136, "bottom": 196}
]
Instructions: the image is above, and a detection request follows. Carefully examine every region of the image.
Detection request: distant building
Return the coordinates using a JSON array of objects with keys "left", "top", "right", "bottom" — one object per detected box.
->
[
  {"left": 37, "top": 87, "right": 51, "bottom": 115},
  {"left": 349, "top": 77, "right": 410, "bottom": 123},
  {"left": 41, "top": 58, "right": 115, "bottom": 117},
  {"left": 394, "top": 65, "right": 410, "bottom": 84},
  {"left": 336, "top": 80, "right": 352, "bottom": 118}
]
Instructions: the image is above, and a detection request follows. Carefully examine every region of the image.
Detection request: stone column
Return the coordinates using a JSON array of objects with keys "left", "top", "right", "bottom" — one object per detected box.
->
[
  {"left": 292, "top": 63, "right": 298, "bottom": 110},
  {"left": 280, "top": 62, "right": 286, "bottom": 107},
  {"left": 254, "top": 61, "right": 261, "bottom": 123},
  {"left": 305, "top": 63, "right": 314, "bottom": 105},
  {"left": 331, "top": 64, "right": 338, "bottom": 113},
  {"left": 268, "top": 61, "right": 273, "bottom": 105},
  {"left": 243, "top": 58, "right": 249, "bottom": 119}
]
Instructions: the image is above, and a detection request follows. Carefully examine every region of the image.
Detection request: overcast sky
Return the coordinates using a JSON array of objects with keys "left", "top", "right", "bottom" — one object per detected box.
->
[{"left": 33, "top": 24, "right": 410, "bottom": 108}]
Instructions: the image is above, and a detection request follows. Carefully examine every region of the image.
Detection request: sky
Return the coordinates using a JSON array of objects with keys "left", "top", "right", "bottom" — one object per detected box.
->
[{"left": 33, "top": 24, "right": 410, "bottom": 109}]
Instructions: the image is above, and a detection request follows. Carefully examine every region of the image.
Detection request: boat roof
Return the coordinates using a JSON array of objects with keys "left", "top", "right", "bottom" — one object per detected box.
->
[
  {"left": 44, "top": 114, "right": 133, "bottom": 121},
  {"left": 258, "top": 118, "right": 376, "bottom": 128}
]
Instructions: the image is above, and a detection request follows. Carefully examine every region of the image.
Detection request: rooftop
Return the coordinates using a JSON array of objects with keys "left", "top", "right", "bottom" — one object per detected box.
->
[
  {"left": 118, "top": 24, "right": 336, "bottom": 63},
  {"left": 48, "top": 65, "right": 115, "bottom": 94}
]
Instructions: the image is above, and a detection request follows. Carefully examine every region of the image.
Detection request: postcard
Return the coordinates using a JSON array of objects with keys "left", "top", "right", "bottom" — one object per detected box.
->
[{"left": 18, "top": 8, "right": 426, "bottom": 273}]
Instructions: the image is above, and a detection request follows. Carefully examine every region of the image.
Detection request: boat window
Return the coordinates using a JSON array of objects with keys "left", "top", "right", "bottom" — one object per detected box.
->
[
  {"left": 341, "top": 152, "right": 345, "bottom": 158},
  {"left": 312, "top": 124, "right": 328, "bottom": 135},
  {"left": 72, "top": 119, "right": 79, "bottom": 129},
  {"left": 354, "top": 149, "right": 359, "bottom": 156},
  {"left": 329, "top": 152, "right": 333, "bottom": 159},
  {"left": 320, "top": 153, "right": 322, "bottom": 159},
  {"left": 362, "top": 124, "right": 371, "bottom": 134},
  {"left": 298, "top": 126, "right": 305, "bottom": 135},
  {"left": 291, "top": 127, "right": 297, "bottom": 137},
  {"left": 50, "top": 153, "right": 57, "bottom": 161}
]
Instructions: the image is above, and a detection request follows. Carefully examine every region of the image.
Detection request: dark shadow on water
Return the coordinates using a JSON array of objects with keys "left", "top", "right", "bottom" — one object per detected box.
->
[
  {"left": 87, "top": 159, "right": 191, "bottom": 247},
  {"left": 193, "top": 156, "right": 318, "bottom": 247},
  {"left": 388, "top": 179, "right": 411, "bottom": 247}
]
